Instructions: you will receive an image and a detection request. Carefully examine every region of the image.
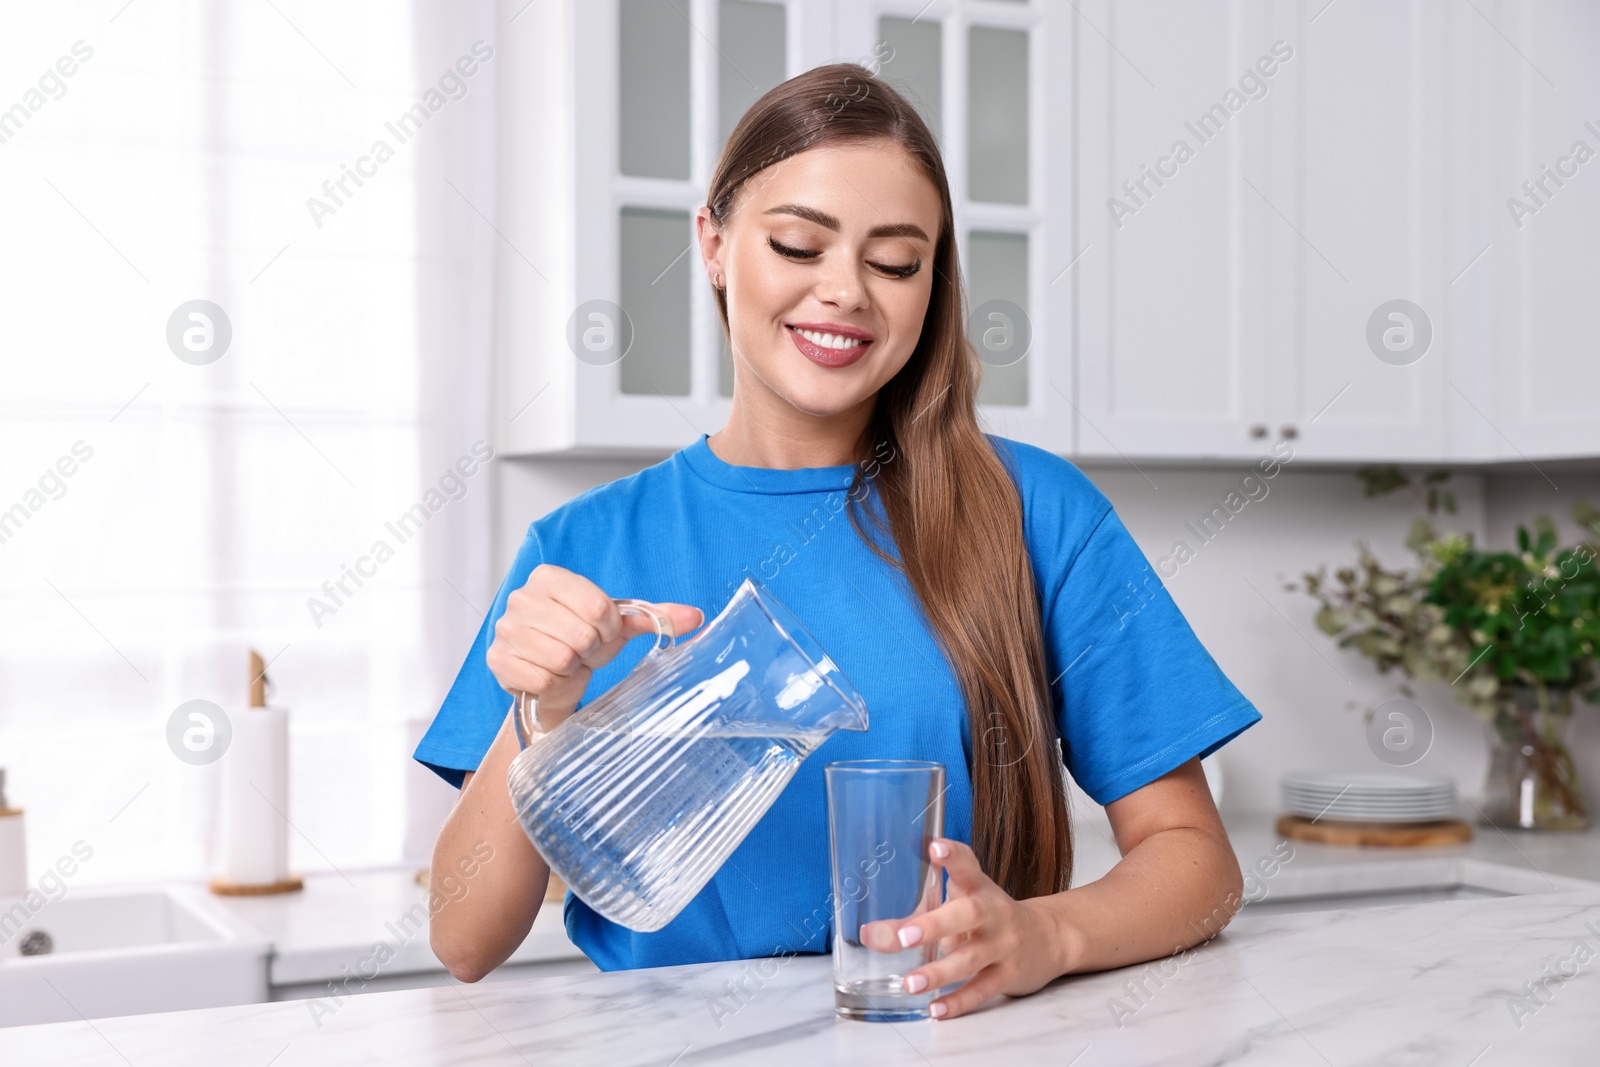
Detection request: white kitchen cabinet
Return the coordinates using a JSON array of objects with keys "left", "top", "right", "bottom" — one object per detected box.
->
[
  {"left": 1269, "top": 0, "right": 1600, "bottom": 465},
  {"left": 1078, "top": 0, "right": 1457, "bottom": 463},
  {"left": 498, "top": 0, "right": 1074, "bottom": 456},
  {"left": 1467, "top": 0, "right": 1600, "bottom": 462},
  {"left": 502, "top": 0, "right": 1598, "bottom": 463},
  {"left": 1076, "top": 0, "right": 1276, "bottom": 461},
  {"left": 1262, "top": 0, "right": 1452, "bottom": 463}
]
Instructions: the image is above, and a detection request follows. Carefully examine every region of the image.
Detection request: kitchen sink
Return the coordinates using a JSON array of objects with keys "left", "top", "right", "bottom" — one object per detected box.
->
[
  {"left": 1232, "top": 857, "right": 1599, "bottom": 918},
  {"left": 0, "top": 885, "right": 270, "bottom": 1027}
]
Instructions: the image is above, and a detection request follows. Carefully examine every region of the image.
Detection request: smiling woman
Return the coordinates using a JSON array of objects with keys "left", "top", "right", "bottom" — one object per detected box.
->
[
  {"left": 698, "top": 143, "right": 944, "bottom": 444},
  {"left": 417, "top": 63, "right": 1260, "bottom": 1021},
  {"left": 693, "top": 82, "right": 1073, "bottom": 905}
]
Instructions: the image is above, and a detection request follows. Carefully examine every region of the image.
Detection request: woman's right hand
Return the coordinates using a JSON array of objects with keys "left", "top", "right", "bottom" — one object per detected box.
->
[
  {"left": 484, "top": 563, "right": 705, "bottom": 732},
  {"left": 433, "top": 563, "right": 702, "bottom": 983}
]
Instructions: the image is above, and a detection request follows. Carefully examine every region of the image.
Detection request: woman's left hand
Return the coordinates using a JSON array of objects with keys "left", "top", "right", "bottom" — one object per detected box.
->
[{"left": 860, "top": 838, "right": 1079, "bottom": 1020}]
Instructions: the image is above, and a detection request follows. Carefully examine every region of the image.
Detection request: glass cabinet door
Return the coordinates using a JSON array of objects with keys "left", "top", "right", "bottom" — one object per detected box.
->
[
  {"left": 616, "top": 0, "right": 790, "bottom": 400},
  {"left": 618, "top": 0, "right": 690, "bottom": 179},
  {"left": 878, "top": 15, "right": 943, "bottom": 142},
  {"left": 967, "top": 25, "right": 1028, "bottom": 205},
  {"left": 862, "top": 4, "right": 1045, "bottom": 416},
  {"left": 716, "top": 0, "right": 790, "bottom": 397},
  {"left": 618, "top": 207, "right": 693, "bottom": 396}
]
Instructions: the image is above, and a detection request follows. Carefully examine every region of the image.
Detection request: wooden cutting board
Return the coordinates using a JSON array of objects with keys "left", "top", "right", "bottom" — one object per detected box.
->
[{"left": 1275, "top": 813, "right": 1473, "bottom": 847}]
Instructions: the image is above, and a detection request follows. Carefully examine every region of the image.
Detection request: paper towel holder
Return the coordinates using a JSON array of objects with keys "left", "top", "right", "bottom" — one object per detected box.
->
[
  {"left": 0, "top": 768, "right": 27, "bottom": 899},
  {"left": 0, "top": 767, "right": 18, "bottom": 815},
  {"left": 208, "top": 649, "right": 305, "bottom": 897}
]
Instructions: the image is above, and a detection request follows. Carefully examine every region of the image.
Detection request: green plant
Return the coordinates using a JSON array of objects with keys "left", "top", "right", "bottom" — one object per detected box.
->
[
  {"left": 1426, "top": 515, "right": 1600, "bottom": 700},
  {"left": 1292, "top": 485, "right": 1600, "bottom": 828},
  {"left": 1290, "top": 499, "right": 1600, "bottom": 722}
]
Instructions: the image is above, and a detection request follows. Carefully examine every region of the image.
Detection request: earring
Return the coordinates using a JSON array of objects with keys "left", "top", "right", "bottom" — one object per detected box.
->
[{"left": 715, "top": 273, "right": 724, "bottom": 290}]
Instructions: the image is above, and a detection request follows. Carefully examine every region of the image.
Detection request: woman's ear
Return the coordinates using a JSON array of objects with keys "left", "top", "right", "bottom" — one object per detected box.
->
[{"left": 694, "top": 206, "right": 725, "bottom": 292}]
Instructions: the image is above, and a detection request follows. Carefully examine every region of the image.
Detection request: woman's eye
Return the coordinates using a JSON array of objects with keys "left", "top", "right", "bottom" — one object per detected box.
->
[
  {"left": 870, "top": 260, "right": 921, "bottom": 279},
  {"left": 768, "top": 237, "right": 921, "bottom": 279},
  {"left": 768, "top": 237, "right": 819, "bottom": 260}
]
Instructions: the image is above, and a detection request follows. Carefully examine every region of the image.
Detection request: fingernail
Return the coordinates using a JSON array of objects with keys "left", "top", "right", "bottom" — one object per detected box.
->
[
  {"left": 930, "top": 841, "right": 950, "bottom": 859},
  {"left": 898, "top": 924, "right": 923, "bottom": 948},
  {"left": 929, "top": 1001, "right": 947, "bottom": 1018},
  {"left": 904, "top": 974, "right": 927, "bottom": 994}
]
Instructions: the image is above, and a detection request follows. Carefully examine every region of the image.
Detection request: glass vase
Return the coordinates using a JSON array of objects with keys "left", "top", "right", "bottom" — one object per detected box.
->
[{"left": 1479, "top": 682, "right": 1587, "bottom": 831}]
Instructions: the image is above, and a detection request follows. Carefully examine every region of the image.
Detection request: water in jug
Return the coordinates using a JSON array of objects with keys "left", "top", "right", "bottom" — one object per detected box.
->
[{"left": 506, "top": 577, "right": 870, "bottom": 933}]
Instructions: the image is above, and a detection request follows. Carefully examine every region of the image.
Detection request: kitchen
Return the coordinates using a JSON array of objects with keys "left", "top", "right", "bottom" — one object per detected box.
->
[{"left": 2, "top": 0, "right": 1599, "bottom": 1063}]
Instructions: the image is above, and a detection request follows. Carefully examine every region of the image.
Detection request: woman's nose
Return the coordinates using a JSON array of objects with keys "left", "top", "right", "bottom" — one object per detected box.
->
[{"left": 816, "top": 258, "right": 869, "bottom": 311}]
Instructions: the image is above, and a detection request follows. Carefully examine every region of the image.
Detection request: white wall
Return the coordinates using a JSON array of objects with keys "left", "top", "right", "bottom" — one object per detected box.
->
[
  {"left": 489, "top": 452, "right": 1596, "bottom": 823},
  {"left": 1078, "top": 460, "right": 1492, "bottom": 816}
]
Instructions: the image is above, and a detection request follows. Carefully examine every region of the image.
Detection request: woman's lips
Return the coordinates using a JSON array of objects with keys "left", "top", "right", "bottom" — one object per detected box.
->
[{"left": 787, "top": 325, "right": 872, "bottom": 368}]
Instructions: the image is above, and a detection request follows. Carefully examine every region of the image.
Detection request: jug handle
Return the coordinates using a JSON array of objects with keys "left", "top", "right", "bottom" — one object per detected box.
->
[{"left": 511, "top": 598, "right": 677, "bottom": 750}]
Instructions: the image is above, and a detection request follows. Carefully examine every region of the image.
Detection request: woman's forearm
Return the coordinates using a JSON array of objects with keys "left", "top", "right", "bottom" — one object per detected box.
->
[
  {"left": 428, "top": 710, "right": 550, "bottom": 982},
  {"left": 1032, "top": 825, "right": 1246, "bottom": 976}
]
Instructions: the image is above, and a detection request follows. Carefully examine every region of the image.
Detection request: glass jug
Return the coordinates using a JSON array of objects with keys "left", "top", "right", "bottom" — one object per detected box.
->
[{"left": 506, "top": 577, "right": 870, "bottom": 933}]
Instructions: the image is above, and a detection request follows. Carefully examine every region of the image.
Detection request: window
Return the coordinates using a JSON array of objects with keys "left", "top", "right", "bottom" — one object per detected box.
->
[{"left": 0, "top": 1, "right": 495, "bottom": 885}]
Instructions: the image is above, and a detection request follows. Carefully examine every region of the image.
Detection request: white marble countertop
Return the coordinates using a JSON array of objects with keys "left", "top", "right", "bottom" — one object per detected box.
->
[
  {"left": 1080, "top": 807, "right": 1600, "bottom": 898},
  {"left": 211, "top": 868, "right": 582, "bottom": 987},
  {"left": 203, "top": 808, "right": 1600, "bottom": 987},
  {"left": 2, "top": 883, "right": 1598, "bottom": 1065},
  {"left": 6, "top": 811, "right": 1600, "bottom": 1063}
]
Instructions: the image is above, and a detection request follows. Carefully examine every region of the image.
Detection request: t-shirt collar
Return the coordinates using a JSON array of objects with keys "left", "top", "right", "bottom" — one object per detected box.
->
[{"left": 678, "top": 433, "right": 860, "bottom": 495}]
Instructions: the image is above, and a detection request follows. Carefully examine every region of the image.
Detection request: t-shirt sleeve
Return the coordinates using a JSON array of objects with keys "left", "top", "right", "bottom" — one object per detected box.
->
[
  {"left": 412, "top": 524, "right": 546, "bottom": 788},
  {"left": 1012, "top": 451, "right": 1261, "bottom": 806}
]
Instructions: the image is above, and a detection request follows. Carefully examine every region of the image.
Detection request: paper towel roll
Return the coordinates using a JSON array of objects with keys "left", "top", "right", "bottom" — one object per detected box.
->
[
  {"left": 0, "top": 810, "right": 26, "bottom": 898},
  {"left": 219, "top": 706, "right": 290, "bottom": 886}
]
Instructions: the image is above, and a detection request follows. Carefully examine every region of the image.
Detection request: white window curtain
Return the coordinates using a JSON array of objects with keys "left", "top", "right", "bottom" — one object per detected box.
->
[{"left": 0, "top": 0, "right": 497, "bottom": 886}]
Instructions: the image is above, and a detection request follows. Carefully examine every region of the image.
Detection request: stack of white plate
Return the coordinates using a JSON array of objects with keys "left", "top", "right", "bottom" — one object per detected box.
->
[{"left": 1282, "top": 771, "right": 1457, "bottom": 824}]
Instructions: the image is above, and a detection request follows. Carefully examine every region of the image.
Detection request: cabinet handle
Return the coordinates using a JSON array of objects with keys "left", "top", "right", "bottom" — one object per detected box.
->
[
  {"left": 1249, "top": 424, "right": 1268, "bottom": 438},
  {"left": 1280, "top": 425, "right": 1299, "bottom": 439}
]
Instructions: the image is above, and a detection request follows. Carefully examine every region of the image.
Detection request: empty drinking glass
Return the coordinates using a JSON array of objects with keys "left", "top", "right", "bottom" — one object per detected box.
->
[{"left": 825, "top": 760, "right": 946, "bottom": 1021}]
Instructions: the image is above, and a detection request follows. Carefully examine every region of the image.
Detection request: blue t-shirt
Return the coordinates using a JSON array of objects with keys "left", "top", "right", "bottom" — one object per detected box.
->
[{"left": 414, "top": 432, "right": 1260, "bottom": 971}]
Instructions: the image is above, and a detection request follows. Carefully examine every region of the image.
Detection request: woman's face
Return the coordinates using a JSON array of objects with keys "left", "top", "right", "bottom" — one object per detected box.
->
[{"left": 698, "top": 139, "right": 943, "bottom": 423}]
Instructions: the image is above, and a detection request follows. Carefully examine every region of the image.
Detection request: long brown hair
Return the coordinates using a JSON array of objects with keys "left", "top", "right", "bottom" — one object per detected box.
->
[{"left": 705, "top": 63, "right": 1072, "bottom": 899}]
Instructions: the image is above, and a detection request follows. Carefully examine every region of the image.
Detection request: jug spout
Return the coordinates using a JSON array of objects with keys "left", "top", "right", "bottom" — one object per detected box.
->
[
  {"left": 733, "top": 578, "right": 869, "bottom": 736},
  {"left": 767, "top": 649, "right": 869, "bottom": 734}
]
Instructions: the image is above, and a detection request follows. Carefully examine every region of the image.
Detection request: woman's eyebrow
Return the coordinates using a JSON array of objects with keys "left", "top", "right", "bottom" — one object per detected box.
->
[{"left": 762, "top": 203, "right": 930, "bottom": 242}]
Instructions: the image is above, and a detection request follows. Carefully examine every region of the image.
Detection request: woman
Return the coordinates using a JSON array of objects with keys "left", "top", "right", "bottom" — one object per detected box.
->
[{"left": 416, "top": 63, "right": 1260, "bottom": 1021}]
